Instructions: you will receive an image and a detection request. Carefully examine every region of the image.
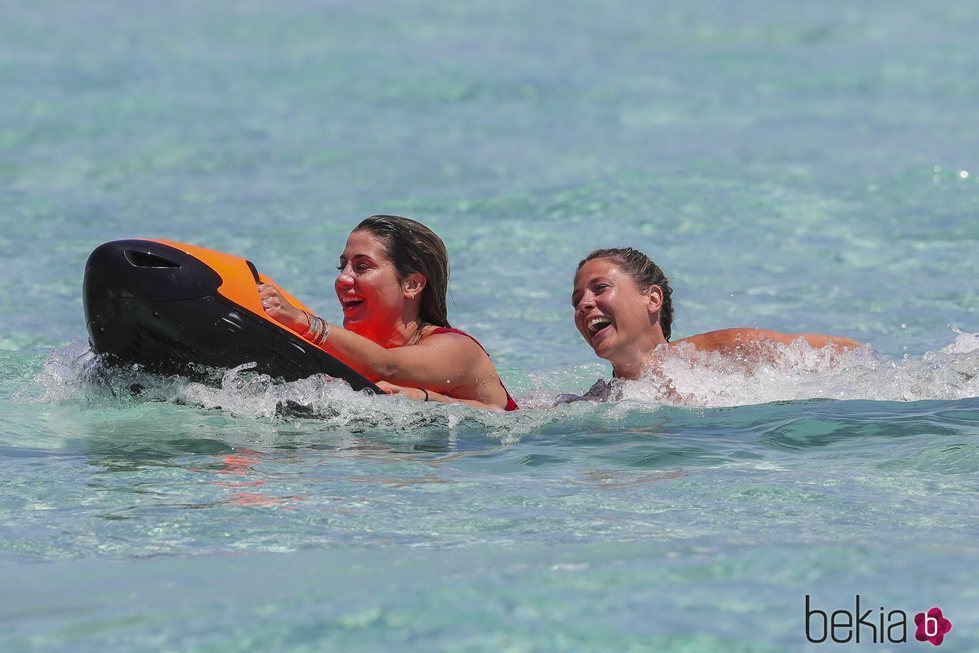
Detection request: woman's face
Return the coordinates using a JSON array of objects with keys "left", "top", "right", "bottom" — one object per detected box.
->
[
  {"left": 572, "top": 258, "right": 662, "bottom": 371},
  {"left": 335, "top": 230, "right": 408, "bottom": 341}
]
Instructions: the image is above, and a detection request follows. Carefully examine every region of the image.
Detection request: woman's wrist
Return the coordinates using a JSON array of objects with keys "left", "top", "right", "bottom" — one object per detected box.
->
[
  {"left": 299, "top": 312, "right": 331, "bottom": 346},
  {"left": 298, "top": 310, "right": 313, "bottom": 336}
]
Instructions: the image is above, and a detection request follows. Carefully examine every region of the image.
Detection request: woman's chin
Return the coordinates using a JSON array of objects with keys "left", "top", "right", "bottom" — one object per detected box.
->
[
  {"left": 590, "top": 331, "right": 616, "bottom": 359},
  {"left": 343, "top": 318, "right": 367, "bottom": 334}
]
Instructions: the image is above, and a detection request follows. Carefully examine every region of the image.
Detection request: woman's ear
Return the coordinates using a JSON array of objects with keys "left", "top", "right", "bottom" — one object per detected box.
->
[
  {"left": 645, "top": 285, "right": 664, "bottom": 314},
  {"left": 403, "top": 271, "right": 428, "bottom": 299}
]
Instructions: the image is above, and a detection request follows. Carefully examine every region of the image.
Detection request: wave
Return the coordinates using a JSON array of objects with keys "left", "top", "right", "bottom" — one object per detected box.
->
[{"left": 18, "top": 329, "right": 979, "bottom": 429}]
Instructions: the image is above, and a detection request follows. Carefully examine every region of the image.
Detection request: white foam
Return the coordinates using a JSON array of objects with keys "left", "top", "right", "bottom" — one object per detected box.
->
[
  {"left": 617, "top": 328, "right": 979, "bottom": 407},
  {"left": 20, "top": 347, "right": 533, "bottom": 435},
  {"left": 21, "top": 329, "right": 979, "bottom": 426}
]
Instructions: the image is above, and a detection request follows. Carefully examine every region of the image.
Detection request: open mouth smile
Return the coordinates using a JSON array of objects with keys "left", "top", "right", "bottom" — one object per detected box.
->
[
  {"left": 586, "top": 316, "right": 613, "bottom": 336},
  {"left": 340, "top": 295, "right": 366, "bottom": 314}
]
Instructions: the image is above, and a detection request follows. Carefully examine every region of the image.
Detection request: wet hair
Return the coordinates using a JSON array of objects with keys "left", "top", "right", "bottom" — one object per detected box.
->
[
  {"left": 354, "top": 215, "right": 451, "bottom": 327},
  {"left": 577, "top": 247, "right": 674, "bottom": 341}
]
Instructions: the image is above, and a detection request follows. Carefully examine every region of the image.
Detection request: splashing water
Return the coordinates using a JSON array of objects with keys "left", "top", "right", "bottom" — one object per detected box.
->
[
  {"left": 22, "top": 328, "right": 979, "bottom": 424},
  {"left": 611, "top": 328, "right": 979, "bottom": 407}
]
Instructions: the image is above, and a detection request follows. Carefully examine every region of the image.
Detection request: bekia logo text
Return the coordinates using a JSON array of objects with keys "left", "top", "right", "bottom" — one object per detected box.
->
[{"left": 806, "top": 595, "right": 952, "bottom": 646}]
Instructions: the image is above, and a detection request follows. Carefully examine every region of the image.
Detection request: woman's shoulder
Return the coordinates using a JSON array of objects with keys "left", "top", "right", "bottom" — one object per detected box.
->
[
  {"left": 427, "top": 326, "right": 468, "bottom": 337},
  {"left": 426, "top": 326, "right": 485, "bottom": 347},
  {"left": 420, "top": 326, "right": 490, "bottom": 357}
]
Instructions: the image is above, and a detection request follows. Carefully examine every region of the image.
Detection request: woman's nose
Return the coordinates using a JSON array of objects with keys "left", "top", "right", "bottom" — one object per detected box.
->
[
  {"left": 575, "top": 293, "right": 595, "bottom": 313},
  {"left": 335, "top": 265, "right": 354, "bottom": 289}
]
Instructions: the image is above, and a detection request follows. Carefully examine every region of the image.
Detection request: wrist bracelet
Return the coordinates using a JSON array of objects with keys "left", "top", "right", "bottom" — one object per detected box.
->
[
  {"left": 316, "top": 319, "right": 330, "bottom": 345},
  {"left": 299, "top": 311, "right": 314, "bottom": 337},
  {"left": 310, "top": 316, "right": 322, "bottom": 343},
  {"left": 299, "top": 313, "right": 330, "bottom": 346}
]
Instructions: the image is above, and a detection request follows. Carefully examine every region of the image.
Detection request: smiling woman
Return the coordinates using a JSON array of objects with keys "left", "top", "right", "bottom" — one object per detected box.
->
[
  {"left": 570, "top": 247, "right": 861, "bottom": 394},
  {"left": 258, "top": 215, "right": 517, "bottom": 411}
]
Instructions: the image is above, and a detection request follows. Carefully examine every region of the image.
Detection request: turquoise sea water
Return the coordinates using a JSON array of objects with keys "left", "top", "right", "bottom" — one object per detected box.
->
[{"left": 2, "top": 1, "right": 978, "bottom": 651}]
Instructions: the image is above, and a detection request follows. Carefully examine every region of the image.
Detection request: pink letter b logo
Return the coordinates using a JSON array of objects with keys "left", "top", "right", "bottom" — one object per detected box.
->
[{"left": 914, "top": 607, "right": 951, "bottom": 646}]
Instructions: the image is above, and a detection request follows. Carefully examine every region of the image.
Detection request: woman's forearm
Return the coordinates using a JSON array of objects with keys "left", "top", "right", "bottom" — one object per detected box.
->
[
  {"left": 376, "top": 381, "right": 502, "bottom": 411},
  {"left": 318, "top": 323, "right": 400, "bottom": 380}
]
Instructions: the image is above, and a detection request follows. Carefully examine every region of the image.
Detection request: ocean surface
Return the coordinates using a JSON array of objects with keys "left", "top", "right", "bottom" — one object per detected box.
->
[{"left": 2, "top": 1, "right": 978, "bottom": 651}]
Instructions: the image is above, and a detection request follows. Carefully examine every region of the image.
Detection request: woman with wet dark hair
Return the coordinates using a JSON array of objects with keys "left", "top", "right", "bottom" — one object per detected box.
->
[
  {"left": 567, "top": 247, "right": 860, "bottom": 399},
  {"left": 259, "top": 215, "right": 517, "bottom": 411}
]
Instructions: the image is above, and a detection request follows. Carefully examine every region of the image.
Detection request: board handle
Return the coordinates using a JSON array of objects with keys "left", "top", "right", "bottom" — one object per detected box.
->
[{"left": 245, "top": 260, "right": 261, "bottom": 284}]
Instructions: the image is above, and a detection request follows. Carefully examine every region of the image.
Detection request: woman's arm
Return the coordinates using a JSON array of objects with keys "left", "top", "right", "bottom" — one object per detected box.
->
[
  {"left": 319, "top": 326, "right": 485, "bottom": 390},
  {"left": 257, "top": 282, "right": 505, "bottom": 405},
  {"left": 680, "top": 328, "right": 861, "bottom": 354},
  {"left": 376, "top": 381, "right": 504, "bottom": 411},
  {"left": 325, "top": 328, "right": 510, "bottom": 407}
]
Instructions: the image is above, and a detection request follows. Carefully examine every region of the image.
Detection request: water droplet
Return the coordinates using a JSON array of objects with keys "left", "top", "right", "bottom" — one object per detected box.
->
[
  {"left": 901, "top": 323, "right": 907, "bottom": 329},
  {"left": 959, "top": 170, "right": 970, "bottom": 179},
  {"left": 933, "top": 165, "right": 942, "bottom": 173}
]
